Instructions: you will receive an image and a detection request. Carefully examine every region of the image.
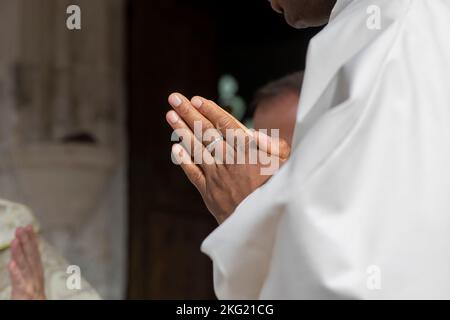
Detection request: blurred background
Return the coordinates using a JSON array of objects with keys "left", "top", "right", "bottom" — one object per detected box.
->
[{"left": 0, "top": 0, "right": 321, "bottom": 299}]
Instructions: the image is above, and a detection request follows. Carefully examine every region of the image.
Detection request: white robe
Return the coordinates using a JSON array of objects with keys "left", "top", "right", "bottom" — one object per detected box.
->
[{"left": 201, "top": 0, "right": 450, "bottom": 299}]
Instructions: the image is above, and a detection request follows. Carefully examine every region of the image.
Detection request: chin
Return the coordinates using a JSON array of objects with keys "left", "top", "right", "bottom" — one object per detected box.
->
[
  {"left": 286, "top": 15, "right": 329, "bottom": 29},
  {"left": 289, "top": 19, "right": 309, "bottom": 29}
]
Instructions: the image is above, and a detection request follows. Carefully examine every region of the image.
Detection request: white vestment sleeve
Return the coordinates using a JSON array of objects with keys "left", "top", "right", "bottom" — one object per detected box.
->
[{"left": 202, "top": 0, "right": 450, "bottom": 299}]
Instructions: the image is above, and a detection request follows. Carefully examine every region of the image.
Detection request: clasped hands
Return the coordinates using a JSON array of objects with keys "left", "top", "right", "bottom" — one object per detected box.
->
[{"left": 166, "top": 93, "right": 290, "bottom": 224}]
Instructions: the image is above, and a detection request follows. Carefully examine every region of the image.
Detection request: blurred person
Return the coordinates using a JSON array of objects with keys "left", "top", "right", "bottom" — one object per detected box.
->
[
  {"left": 0, "top": 199, "right": 100, "bottom": 300},
  {"left": 167, "top": 0, "right": 450, "bottom": 299},
  {"left": 252, "top": 72, "right": 304, "bottom": 146}
]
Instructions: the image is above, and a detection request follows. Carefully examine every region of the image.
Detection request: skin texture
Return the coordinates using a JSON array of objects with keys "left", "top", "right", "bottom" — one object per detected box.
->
[
  {"left": 167, "top": 93, "right": 290, "bottom": 224},
  {"left": 269, "top": 0, "right": 337, "bottom": 28},
  {"left": 8, "top": 225, "right": 46, "bottom": 300},
  {"left": 253, "top": 92, "right": 299, "bottom": 146}
]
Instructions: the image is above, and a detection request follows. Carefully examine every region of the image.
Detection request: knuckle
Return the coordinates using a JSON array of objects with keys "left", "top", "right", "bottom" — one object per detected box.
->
[
  {"left": 215, "top": 116, "right": 232, "bottom": 131},
  {"left": 178, "top": 102, "right": 191, "bottom": 114},
  {"left": 192, "top": 172, "right": 203, "bottom": 184}
]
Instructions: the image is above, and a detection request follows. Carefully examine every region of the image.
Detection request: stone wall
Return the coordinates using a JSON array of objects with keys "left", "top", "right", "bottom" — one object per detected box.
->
[{"left": 0, "top": 0, "right": 126, "bottom": 299}]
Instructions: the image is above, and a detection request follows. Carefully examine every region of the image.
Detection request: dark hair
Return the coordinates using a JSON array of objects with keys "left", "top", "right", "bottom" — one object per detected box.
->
[{"left": 251, "top": 71, "right": 304, "bottom": 113}]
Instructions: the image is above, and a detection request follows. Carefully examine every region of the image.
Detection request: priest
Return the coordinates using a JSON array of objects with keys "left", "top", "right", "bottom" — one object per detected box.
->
[{"left": 167, "top": 0, "right": 450, "bottom": 299}]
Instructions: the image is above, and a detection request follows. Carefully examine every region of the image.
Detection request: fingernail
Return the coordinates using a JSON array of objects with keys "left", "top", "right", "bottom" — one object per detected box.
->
[
  {"left": 191, "top": 97, "right": 203, "bottom": 108},
  {"left": 167, "top": 111, "right": 179, "bottom": 124},
  {"left": 169, "top": 94, "right": 182, "bottom": 107}
]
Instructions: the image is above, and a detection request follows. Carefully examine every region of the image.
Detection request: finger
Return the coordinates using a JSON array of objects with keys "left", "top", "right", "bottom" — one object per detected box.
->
[
  {"left": 8, "top": 260, "right": 26, "bottom": 291},
  {"left": 11, "top": 237, "right": 31, "bottom": 276},
  {"left": 26, "top": 226, "right": 44, "bottom": 271},
  {"left": 24, "top": 225, "right": 39, "bottom": 252},
  {"left": 191, "top": 96, "right": 253, "bottom": 136},
  {"left": 166, "top": 110, "right": 217, "bottom": 168},
  {"left": 190, "top": 96, "right": 253, "bottom": 158},
  {"left": 17, "top": 227, "right": 36, "bottom": 269},
  {"left": 254, "top": 130, "right": 291, "bottom": 159},
  {"left": 230, "top": 128, "right": 258, "bottom": 165},
  {"left": 172, "top": 144, "right": 206, "bottom": 194},
  {"left": 20, "top": 226, "right": 42, "bottom": 274},
  {"left": 168, "top": 93, "right": 223, "bottom": 146}
]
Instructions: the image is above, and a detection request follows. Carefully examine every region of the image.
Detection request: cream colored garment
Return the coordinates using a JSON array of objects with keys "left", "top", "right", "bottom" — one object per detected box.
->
[
  {"left": 202, "top": 0, "right": 450, "bottom": 299},
  {"left": 0, "top": 199, "right": 100, "bottom": 300}
]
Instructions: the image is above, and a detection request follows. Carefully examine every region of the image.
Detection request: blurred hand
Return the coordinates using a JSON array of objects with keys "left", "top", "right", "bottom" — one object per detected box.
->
[
  {"left": 166, "top": 93, "right": 290, "bottom": 224},
  {"left": 8, "top": 225, "right": 46, "bottom": 300}
]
